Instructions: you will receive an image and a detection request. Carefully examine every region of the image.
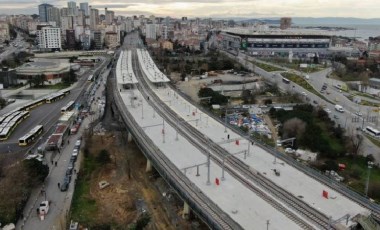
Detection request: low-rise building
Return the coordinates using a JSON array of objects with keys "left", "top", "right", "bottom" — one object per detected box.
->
[
  {"left": 16, "top": 61, "right": 71, "bottom": 85},
  {"left": 0, "top": 21, "right": 10, "bottom": 42},
  {"left": 369, "top": 78, "right": 380, "bottom": 89},
  {"left": 104, "top": 31, "right": 118, "bottom": 49},
  {"left": 161, "top": 40, "right": 173, "bottom": 50}
]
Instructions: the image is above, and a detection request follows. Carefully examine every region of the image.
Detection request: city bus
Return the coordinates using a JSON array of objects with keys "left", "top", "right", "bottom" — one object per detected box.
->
[
  {"left": 0, "top": 111, "right": 30, "bottom": 141},
  {"left": 365, "top": 126, "right": 380, "bottom": 137},
  {"left": 46, "top": 93, "right": 65, "bottom": 103},
  {"left": 282, "top": 77, "right": 290, "bottom": 84},
  {"left": 20, "top": 98, "right": 46, "bottom": 111},
  {"left": 19, "top": 125, "right": 44, "bottom": 146},
  {"left": 61, "top": 101, "right": 75, "bottom": 113},
  {"left": 61, "top": 89, "right": 71, "bottom": 96},
  {"left": 87, "top": 75, "right": 94, "bottom": 82}
]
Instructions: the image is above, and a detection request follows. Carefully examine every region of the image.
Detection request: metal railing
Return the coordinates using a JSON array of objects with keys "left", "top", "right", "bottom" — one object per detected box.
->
[
  {"left": 170, "top": 83, "right": 380, "bottom": 215},
  {"left": 111, "top": 77, "right": 242, "bottom": 230}
]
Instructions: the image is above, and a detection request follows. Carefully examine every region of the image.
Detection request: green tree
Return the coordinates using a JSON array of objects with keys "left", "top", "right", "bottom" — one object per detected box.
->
[
  {"left": 0, "top": 97, "right": 6, "bottom": 109},
  {"left": 23, "top": 159, "right": 49, "bottom": 184},
  {"left": 241, "top": 89, "right": 251, "bottom": 104},
  {"left": 31, "top": 74, "right": 46, "bottom": 88},
  {"left": 96, "top": 149, "right": 111, "bottom": 164}
]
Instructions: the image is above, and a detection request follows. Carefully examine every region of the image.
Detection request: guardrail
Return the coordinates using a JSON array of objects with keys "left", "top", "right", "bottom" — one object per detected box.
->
[
  {"left": 170, "top": 84, "right": 380, "bottom": 215},
  {"left": 111, "top": 78, "right": 241, "bottom": 230}
]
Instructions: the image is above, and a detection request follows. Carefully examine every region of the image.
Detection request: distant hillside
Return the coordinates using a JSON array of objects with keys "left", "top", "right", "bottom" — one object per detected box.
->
[
  {"left": 238, "top": 18, "right": 280, "bottom": 24},
  {"left": 290, "top": 17, "right": 380, "bottom": 25},
  {"left": 233, "top": 17, "right": 380, "bottom": 26}
]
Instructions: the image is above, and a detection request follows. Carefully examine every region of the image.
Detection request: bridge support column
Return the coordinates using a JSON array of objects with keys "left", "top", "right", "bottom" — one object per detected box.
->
[
  {"left": 146, "top": 159, "right": 152, "bottom": 172},
  {"left": 127, "top": 132, "right": 133, "bottom": 142},
  {"left": 182, "top": 202, "right": 190, "bottom": 219}
]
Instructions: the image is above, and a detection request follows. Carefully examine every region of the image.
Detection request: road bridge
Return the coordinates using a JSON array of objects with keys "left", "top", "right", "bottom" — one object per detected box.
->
[{"left": 111, "top": 33, "right": 380, "bottom": 230}]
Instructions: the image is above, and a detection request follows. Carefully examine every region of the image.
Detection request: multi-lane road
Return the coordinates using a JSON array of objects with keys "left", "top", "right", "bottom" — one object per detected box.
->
[
  {"left": 226, "top": 51, "right": 380, "bottom": 162},
  {"left": 113, "top": 33, "right": 379, "bottom": 229},
  {"left": 0, "top": 32, "right": 29, "bottom": 63},
  {"left": 0, "top": 56, "right": 109, "bottom": 154}
]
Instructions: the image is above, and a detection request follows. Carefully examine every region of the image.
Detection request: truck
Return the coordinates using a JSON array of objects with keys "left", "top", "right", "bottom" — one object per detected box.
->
[{"left": 335, "top": 104, "right": 344, "bottom": 113}]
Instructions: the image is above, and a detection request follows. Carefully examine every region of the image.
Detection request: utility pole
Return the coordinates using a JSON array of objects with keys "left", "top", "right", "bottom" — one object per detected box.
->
[{"left": 365, "top": 161, "right": 374, "bottom": 197}]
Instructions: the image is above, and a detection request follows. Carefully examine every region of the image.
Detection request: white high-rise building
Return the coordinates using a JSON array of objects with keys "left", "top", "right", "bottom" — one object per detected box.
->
[
  {"left": 37, "top": 26, "right": 61, "bottom": 51},
  {"left": 145, "top": 24, "right": 156, "bottom": 40}
]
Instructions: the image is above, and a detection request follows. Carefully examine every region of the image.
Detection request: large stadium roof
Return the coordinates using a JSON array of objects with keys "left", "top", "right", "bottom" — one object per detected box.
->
[{"left": 223, "top": 28, "right": 333, "bottom": 37}]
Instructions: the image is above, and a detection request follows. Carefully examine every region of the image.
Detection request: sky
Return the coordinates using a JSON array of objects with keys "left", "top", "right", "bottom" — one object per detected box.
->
[{"left": 0, "top": 0, "right": 379, "bottom": 19}]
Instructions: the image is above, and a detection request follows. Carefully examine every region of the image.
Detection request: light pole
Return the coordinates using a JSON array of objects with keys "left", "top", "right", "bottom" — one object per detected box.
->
[{"left": 365, "top": 161, "right": 374, "bottom": 197}]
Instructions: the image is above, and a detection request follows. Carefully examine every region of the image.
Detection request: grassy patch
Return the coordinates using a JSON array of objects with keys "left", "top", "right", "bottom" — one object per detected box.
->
[
  {"left": 338, "top": 156, "right": 380, "bottom": 199},
  {"left": 365, "top": 134, "right": 380, "bottom": 148},
  {"left": 257, "top": 58, "right": 325, "bottom": 73},
  {"left": 281, "top": 72, "right": 334, "bottom": 104},
  {"left": 70, "top": 155, "right": 98, "bottom": 224},
  {"left": 70, "top": 177, "right": 98, "bottom": 223},
  {"left": 359, "top": 100, "right": 380, "bottom": 107},
  {"left": 252, "top": 61, "right": 284, "bottom": 72},
  {"left": 251, "top": 132, "right": 275, "bottom": 147},
  {"left": 354, "top": 91, "right": 379, "bottom": 100},
  {"left": 29, "top": 83, "right": 71, "bottom": 90},
  {"left": 329, "top": 71, "right": 358, "bottom": 82}
]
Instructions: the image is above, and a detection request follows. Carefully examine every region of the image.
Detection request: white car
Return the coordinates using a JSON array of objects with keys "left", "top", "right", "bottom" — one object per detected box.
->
[
  {"left": 324, "top": 108, "right": 331, "bottom": 113},
  {"left": 301, "top": 92, "right": 307, "bottom": 96},
  {"left": 72, "top": 149, "right": 78, "bottom": 157},
  {"left": 285, "top": 148, "right": 295, "bottom": 154},
  {"left": 355, "top": 111, "right": 363, "bottom": 117}
]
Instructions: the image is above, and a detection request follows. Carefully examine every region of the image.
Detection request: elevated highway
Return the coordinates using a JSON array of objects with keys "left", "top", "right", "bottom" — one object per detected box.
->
[{"left": 111, "top": 33, "right": 380, "bottom": 230}]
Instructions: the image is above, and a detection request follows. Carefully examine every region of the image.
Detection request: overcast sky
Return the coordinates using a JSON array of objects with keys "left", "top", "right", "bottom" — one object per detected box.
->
[{"left": 0, "top": 0, "right": 379, "bottom": 18}]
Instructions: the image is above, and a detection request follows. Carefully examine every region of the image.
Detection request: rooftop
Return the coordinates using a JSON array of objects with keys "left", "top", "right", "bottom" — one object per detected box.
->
[{"left": 223, "top": 28, "right": 333, "bottom": 37}]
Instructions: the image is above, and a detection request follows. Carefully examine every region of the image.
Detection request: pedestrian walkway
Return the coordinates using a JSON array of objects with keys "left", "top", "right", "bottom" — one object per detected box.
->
[{"left": 16, "top": 62, "right": 109, "bottom": 230}]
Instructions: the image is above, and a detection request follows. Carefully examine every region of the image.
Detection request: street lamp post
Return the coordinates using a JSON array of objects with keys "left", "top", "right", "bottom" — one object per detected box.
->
[{"left": 365, "top": 161, "right": 374, "bottom": 197}]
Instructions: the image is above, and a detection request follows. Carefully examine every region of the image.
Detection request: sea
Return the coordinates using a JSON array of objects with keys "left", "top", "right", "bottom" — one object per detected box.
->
[{"left": 298, "top": 24, "right": 380, "bottom": 41}]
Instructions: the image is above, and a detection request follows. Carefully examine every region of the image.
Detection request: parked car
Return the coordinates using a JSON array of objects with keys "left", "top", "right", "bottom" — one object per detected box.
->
[
  {"left": 60, "top": 181, "right": 69, "bottom": 191},
  {"left": 70, "top": 155, "right": 76, "bottom": 163},
  {"left": 285, "top": 148, "right": 295, "bottom": 154},
  {"left": 355, "top": 111, "right": 363, "bottom": 117},
  {"left": 68, "top": 162, "right": 74, "bottom": 171},
  {"left": 75, "top": 140, "right": 81, "bottom": 149},
  {"left": 72, "top": 149, "right": 78, "bottom": 157},
  {"left": 66, "top": 168, "right": 73, "bottom": 176}
]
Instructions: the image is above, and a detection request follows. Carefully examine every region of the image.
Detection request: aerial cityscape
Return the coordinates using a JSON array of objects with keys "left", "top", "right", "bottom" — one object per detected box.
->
[{"left": 0, "top": 0, "right": 380, "bottom": 230}]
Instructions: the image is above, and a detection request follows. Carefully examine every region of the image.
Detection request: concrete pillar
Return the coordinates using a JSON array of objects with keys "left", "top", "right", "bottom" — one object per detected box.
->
[
  {"left": 182, "top": 202, "right": 190, "bottom": 219},
  {"left": 127, "top": 132, "right": 133, "bottom": 142},
  {"left": 146, "top": 159, "right": 152, "bottom": 172}
]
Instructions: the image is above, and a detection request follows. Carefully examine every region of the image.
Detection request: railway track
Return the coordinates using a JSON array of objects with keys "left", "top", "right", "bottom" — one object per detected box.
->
[
  {"left": 132, "top": 49, "right": 332, "bottom": 229},
  {"left": 112, "top": 52, "right": 241, "bottom": 230}
]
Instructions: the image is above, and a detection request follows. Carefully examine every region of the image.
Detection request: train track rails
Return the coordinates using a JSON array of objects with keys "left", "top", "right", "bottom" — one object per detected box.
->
[
  {"left": 112, "top": 51, "right": 241, "bottom": 230},
  {"left": 132, "top": 49, "right": 332, "bottom": 229}
]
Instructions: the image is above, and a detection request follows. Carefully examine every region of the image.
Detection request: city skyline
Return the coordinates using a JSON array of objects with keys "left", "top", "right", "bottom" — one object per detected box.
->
[{"left": 0, "top": 0, "right": 379, "bottom": 19}]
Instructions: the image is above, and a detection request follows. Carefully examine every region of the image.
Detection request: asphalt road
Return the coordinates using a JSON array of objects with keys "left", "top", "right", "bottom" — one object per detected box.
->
[
  {"left": 18, "top": 60, "right": 110, "bottom": 230},
  {"left": 225, "top": 50, "right": 380, "bottom": 162},
  {"left": 0, "top": 32, "right": 29, "bottom": 62},
  {"left": 0, "top": 57, "right": 108, "bottom": 154}
]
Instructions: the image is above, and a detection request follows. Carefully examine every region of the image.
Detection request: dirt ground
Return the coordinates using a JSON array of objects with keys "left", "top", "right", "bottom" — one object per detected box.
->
[{"left": 83, "top": 132, "right": 192, "bottom": 229}]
